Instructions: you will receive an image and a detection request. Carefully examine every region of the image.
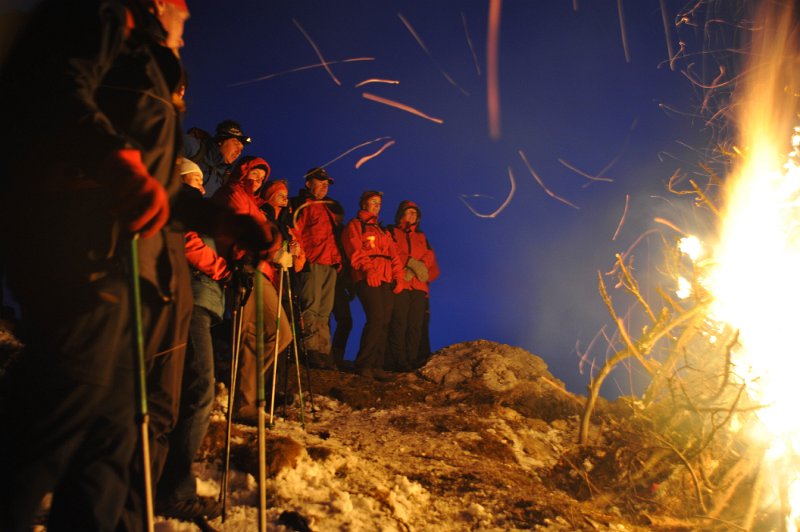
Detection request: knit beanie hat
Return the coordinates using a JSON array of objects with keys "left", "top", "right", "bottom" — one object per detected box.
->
[
  {"left": 261, "top": 179, "right": 289, "bottom": 203},
  {"left": 180, "top": 158, "right": 202, "bottom": 176}
]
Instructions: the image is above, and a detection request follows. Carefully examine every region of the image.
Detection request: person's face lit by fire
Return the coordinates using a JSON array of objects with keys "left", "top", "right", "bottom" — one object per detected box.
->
[
  {"left": 365, "top": 196, "right": 382, "bottom": 216},
  {"left": 268, "top": 188, "right": 289, "bottom": 209},
  {"left": 219, "top": 137, "right": 244, "bottom": 165},
  {"left": 245, "top": 168, "right": 266, "bottom": 193},
  {"left": 401, "top": 208, "right": 418, "bottom": 225},
  {"left": 182, "top": 170, "right": 204, "bottom": 195},
  {"left": 307, "top": 178, "right": 329, "bottom": 200}
]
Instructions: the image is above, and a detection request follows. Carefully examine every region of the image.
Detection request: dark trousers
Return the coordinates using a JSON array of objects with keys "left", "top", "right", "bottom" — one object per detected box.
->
[
  {"left": 386, "top": 289, "right": 427, "bottom": 371},
  {"left": 157, "top": 306, "right": 217, "bottom": 504},
  {"left": 0, "top": 268, "right": 188, "bottom": 532},
  {"left": 330, "top": 272, "right": 353, "bottom": 364},
  {"left": 354, "top": 281, "right": 394, "bottom": 370}
]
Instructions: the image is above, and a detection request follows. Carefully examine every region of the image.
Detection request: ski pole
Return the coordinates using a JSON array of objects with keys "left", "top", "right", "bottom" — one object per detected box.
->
[
  {"left": 255, "top": 272, "right": 267, "bottom": 532},
  {"left": 220, "top": 270, "right": 249, "bottom": 522},
  {"left": 129, "top": 235, "right": 155, "bottom": 532},
  {"left": 268, "top": 266, "right": 284, "bottom": 426},
  {"left": 289, "top": 269, "right": 316, "bottom": 420},
  {"left": 284, "top": 267, "right": 307, "bottom": 428}
]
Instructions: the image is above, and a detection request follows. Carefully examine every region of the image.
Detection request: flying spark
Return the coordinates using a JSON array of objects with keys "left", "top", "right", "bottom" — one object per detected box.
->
[
  {"left": 458, "top": 167, "right": 516, "bottom": 219},
  {"left": 557, "top": 158, "right": 614, "bottom": 183},
  {"left": 355, "top": 140, "right": 396, "bottom": 169},
  {"left": 397, "top": 13, "right": 469, "bottom": 96},
  {"left": 293, "top": 18, "right": 341, "bottom": 86},
  {"left": 228, "top": 58, "right": 375, "bottom": 87},
  {"left": 518, "top": 150, "right": 579, "bottom": 209},
  {"left": 362, "top": 92, "right": 444, "bottom": 124},
  {"left": 612, "top": 194, "right": 630, "bottom": 241},
  {"left": 616, "top": 0, "right": 631, "bottom": 63},
  {"left": 487, "top": 0, "right": 503, "bottom": 140},
  {"left": 354, "top": 79, "right": 400, "bottom": 88},
  {"left": 659, "top": 0, "right": 675, "bottom": 71},
  {"left": 461, "top": 12, "right": 481, "bottom": 76},
  {"left": 317, "top": 136, "right": 393, "bottom": 169}
]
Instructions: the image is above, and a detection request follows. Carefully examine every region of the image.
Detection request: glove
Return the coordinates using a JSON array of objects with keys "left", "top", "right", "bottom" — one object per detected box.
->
[
  {"left": 366, "top": 268, "right": 382, "bottom": 287},
  {"left": 404, "top": 267, "right": 414, "bottom": 282},
  {"left": 219, "top": 270, "right": 233, "bottom": 286},
  {"left": 214, "top": 214, "right": 282, "bottom": 265},
  {"left": 273, "top": 247, "right": 293, "bottom": 270},
  {"left": 406, "top": 257, "right": 429, "bottom": 283},
  {"left": 103, "top": 149, "right": 169, "bottom": 238},
  {"left": 393, "top": 280, "right": 407, "bottom": 294}
]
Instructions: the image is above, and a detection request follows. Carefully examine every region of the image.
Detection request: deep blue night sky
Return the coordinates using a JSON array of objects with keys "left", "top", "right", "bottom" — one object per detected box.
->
[
  {"left": 0, "top": 0, "right": 718, "bottom": 397},
  {"left": 177, "top": 0, "right": 715, "bottom": 398}
]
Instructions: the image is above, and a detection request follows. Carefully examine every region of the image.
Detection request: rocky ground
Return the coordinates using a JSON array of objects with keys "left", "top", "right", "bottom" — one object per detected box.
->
[
  {"left": 0, "top": 327, "right": 693, "bottom": 531},
  {"left": 177, "top": 340, "right": 656, "bottom": 531}
]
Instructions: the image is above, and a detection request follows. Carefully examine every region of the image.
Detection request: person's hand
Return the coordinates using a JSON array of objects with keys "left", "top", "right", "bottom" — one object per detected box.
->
[
  {"left": 103, "top": 149, "right": 169, "bottom": 238},
  {"left": 219, "top": 270, "right": 233, "bottom": 286},
  {"left": 214, "top": 214, "right": 282, "bottom": 265},
  {"left": 273, "top": 248, "right": 293, "bottom": 270},
  {"left": 392, "top": 280, "right": 407, "bottom": 294},
  {"left": 288, "top": 240, "right": 302, "bottom": 257},
  {"left": 406, "top": 257, "right": 429, "bottom": 282},
  {"left": 366, "top": 268, "right": 382, "bottom": 287}
]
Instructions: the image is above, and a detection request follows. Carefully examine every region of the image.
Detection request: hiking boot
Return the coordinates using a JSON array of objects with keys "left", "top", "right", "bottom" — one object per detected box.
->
[
  {"left": 306, "top": 351, "right": 337, "bottom": 370},
  {"left": 233, "top": 405, "right": 259, "bottom": 426},
  {"left": 356, "top": 367, "right": 395, "bottom": 382},
  {"left": 156, "top": 495, "right": 222, "bottom": 521}
]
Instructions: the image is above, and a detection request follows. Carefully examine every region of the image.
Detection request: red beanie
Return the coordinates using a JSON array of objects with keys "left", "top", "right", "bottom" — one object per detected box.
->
[{"left": 261, "top": 179, "right": 289, "bottom": 202}]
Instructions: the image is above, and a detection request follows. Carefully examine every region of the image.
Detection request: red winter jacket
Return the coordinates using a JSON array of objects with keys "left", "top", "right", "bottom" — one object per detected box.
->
[
  {"left": 291, "top": 189, "right": 342, "bottom": 268},
  {"left": 212, "top": 157, "right": 281, "bottom": 283},
  {"left": 184, "top": 231, "right": 229, "bottom": 280},
  {"left": 390, "top": 223, "right": 439, "bottom": 294},
  {"left": 343, "top": 210, "right": 404, "bottom": 286},
  {"left": 390, "top": 200, "right": 439, "bottom": 294}
]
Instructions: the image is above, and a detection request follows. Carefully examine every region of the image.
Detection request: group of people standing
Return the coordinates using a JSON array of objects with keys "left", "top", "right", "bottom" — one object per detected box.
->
[{"left": 0, "top": 0, "right": 439, "bottom": 529}]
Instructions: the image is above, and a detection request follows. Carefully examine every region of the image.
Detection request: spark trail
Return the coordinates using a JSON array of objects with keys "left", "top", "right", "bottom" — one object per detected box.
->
[
  {"left": 362, "top": 92, "right": 444, "bottom": 124},
  {"left": 612, "top": 194, "right": 630, "bottom": 241},
  {"left": 461, "top": 12, "right": 481, "bottom": 76},
  {"left": 354, "top": 79, "right": 400, "bottom": 88},
  {"left": 355, "top": 140, "right": 396, "bottom": 169},
  {"left": 293, "top": 18, "right": 341, "bottom": 86},
  {"left": 458, "top": 167, "right": 516, "bottom": 219},
  {"left": 228, "top": 58, "right": 374, "bottom": 87},
  {"left": 397, "top": 13, "right": 469, "bottom": 96},
  {"left": 318, "top": 136, "right": 393, "bottom": 169},
  {"left": 487, "top": 0, "right": 502, "bottom": 140},
  {"left": 518, "top": 150, "right": 579, "bottom": 209}
]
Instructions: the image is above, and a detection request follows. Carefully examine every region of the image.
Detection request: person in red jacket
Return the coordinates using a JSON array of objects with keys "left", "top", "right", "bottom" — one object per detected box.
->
[
  {"left": 386, "top": 201, "right": 440, "bottom": 372},
  {"left": 290, "top": 168, "right": 343, "bottom": 369},
  {"left": 342, "top": 191, "right": 405, "bottom": 381},
  {"left": 213, "top": 156, "right": 291, "bottom": 425}
]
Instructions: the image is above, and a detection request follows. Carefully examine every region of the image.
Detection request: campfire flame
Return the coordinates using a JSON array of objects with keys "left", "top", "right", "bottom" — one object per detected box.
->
[{"left": 677, "top": 2, "right": 800, "bottom": 527}]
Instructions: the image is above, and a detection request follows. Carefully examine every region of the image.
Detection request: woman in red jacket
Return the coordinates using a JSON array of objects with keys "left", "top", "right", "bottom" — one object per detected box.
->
[
  {"left": 386, "top": 200, "right": 440, "bottom": 372},
  {"left": 212, "top": 156, "right": 291, "bottom": 424},
  {"left": 342, "top": 191, "right": 405, "bottom": 380}
]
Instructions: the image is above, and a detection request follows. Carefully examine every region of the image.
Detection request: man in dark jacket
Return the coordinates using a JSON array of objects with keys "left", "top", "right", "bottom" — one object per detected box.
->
[
  {"left": 184, "top": 119, "right": 251, "bottom": 198},
  {"left": 0, "top": 1, "right": 271, "bottom": 529}
]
